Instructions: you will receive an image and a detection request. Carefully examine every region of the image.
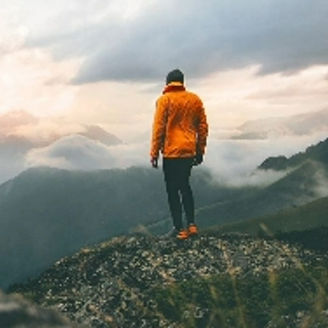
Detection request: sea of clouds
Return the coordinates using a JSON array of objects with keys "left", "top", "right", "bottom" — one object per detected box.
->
[{"left": 1, "top": 110, "right": 327, "bottom": 187}]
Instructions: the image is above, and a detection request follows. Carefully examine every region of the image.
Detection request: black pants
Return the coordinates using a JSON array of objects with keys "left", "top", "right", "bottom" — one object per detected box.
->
[{"left": 163, "top": 158, "right": 195, "bottom": 230}]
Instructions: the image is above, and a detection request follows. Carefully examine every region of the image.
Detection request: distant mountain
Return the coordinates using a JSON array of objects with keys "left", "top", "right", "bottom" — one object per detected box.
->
[
  {"left": 79, "top": 125, "right": 122, "bottom": 146},
  {"left": 0, "top": 115, "right": 122, "bottom": 183},
  {"left": 0, "top": 166, "right": 242, "bottom": 289},
  {"left": 2, "top": 138, "right": 328, "bottom": 288},
  {"left": 0, "top": 166, "right": 163, "bottom": 289},
  {"left": 0, "top": 110, "right": 121, "bottom": 148},
  {"left": 191, "top": 159, "right": 327, "bottom": 228},
  {"left": 184, "top": 137, "right": 328, "bottom": 229},
  {"left": 0, "top": 124, "right": 121, "bottom": 151},
  {"left": 259, "top": 137, "right": 328, "bottom": 170},
  {"left": 11, "top": 232, "right": 328, "bottom": 328},
  {"left": 232, "top": 108, "right": 328, "bottom": 139},
  {"left": 149, "top": 157, "right": 328, "bottom": 234}
]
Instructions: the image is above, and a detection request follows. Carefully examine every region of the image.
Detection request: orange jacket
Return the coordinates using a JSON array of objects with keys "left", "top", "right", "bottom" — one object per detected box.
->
[{"left": 151, "top": 82, "right": 208, "bottom": 158}]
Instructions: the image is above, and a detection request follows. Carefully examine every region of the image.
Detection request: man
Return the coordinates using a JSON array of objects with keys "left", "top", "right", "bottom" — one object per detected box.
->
[{"left": 150, "top": 69, "right": 208, "bottom": 240}]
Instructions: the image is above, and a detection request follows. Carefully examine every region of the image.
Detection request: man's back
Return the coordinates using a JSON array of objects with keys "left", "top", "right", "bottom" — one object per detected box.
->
[{"left": 152, "top": 87, "right": 207, "bottom": 159}]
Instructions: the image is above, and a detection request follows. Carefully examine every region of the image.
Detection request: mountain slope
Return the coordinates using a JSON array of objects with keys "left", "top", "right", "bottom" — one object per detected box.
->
[
  {"left": 11, "top": 232, "right": 328, "bottom": 328},
  {"left": 2, "top": 137, "right": 328, "bottom": 289},
  {"left": 192, "top": 138, "right": 328, "bottom": 229},
  {"left": 0, "top": 166, "right": 245, "bottom": 289},
  {"left": 259, "top": 137, "right": 328, "bottom": 170},
  {"left": 148, "top": 138, "right": 328, "bottom": 234},
  {"left": 79, "top": 125, "right": 122, "bottom": 146},
  {"left": 210, "top": 196, "right": 328, "bottom": 236},
  {"left": 187, "top": 160, "right": 327, "bottom": 229},
  {"left": 0, "top": 166, "right": 164, "bottom": 289}
]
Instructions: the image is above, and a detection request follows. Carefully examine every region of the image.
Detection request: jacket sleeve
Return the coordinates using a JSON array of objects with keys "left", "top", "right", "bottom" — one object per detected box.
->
[
  {"left": 150, "top": 96, "right": 168, "bottom": 158},
  {"left": 196, "top": 101, "right": 208, "bottom": 155}
]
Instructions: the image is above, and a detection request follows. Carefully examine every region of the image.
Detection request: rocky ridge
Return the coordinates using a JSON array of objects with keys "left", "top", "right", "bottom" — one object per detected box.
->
[
  {"left": 12, "top": 232, "right": 328, "bottom": 328},
  {"left": 0, "top": 289, "right": 81, "bottom": 328}
]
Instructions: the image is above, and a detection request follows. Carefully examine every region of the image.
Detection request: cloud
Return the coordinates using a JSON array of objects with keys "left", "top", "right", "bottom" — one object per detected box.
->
[
  {"left": 231, "top": 108, "right": 328, "bottom": 140},
  {"left": 193, "top": 66, "right": 328, "bottom": 137},
  {"left": 0, "top": 110, "right": 38, "bottom": 134},
  {"left": 0, "top": 111, "right": 124, "bottom": 183},
  {"left": 25, "top": 135, "right": 149, "bottom": 171},
  {"left": 0, "top": 46, "right": 79, "bottom": 116},
  {"left": 0, "top": 117, "right": 326, "bottom": 189},
  {"left": 312, "top": 162, "right": 328, "bottom": 198},
  {"left": 203, "top": 133, "right": 328, "bottom": 187},
  {"left": 0, "top": 108, "right": 327, "bottom": 190},
  {"left": 0, "top": 111, "right": 85, "bottom": 145},
  {"left": 25, "top": 135, "right": 117, "bottom": 170},
  {"left": 21, "top": 0, "right": 328, "bottom": 83}
]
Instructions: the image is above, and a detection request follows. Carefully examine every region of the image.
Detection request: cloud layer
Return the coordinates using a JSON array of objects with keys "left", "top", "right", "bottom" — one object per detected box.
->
[
  {"left": 22, "top": 0, "right": 328, "bottom": 83},
  {"left": 0, "top": 108, "right": 327, "bottom": 188},
  {"left": 26, "top": 134, "right": 116, "bottom": 170},
  {"left": 231, "top": 108, "right": 328, "bottom": 140},
  {"left": 23, "top": 132, "right": 328, "bottom": 189}
]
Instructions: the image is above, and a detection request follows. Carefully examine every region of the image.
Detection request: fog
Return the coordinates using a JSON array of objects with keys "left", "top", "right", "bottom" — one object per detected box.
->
[
  {"left": 0, "top": 110, "right": 327, "bottom": 186},
  {"left": 20, "top": 133, "right": 328, "bottom": 188}
]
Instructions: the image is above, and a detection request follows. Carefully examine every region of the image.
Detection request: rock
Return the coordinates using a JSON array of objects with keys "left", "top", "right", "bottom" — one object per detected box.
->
[
  {"left": 11, "top": 232, "right": 328, "bottom": 328},
  {"left": 0, "top": 290, "right": 82, "bottom": 328}
]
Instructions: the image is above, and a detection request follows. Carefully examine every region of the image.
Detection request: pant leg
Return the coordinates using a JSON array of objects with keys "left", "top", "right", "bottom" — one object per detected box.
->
[
  {"left": 163, "top": 158, "right": 195, "bottom": 229},
  {"left": 163, "top": 159, "right": 183, "bottom": 230},
  {"left": 180, "top": 179, "right": 195, "bottom": 225},
  {"left": 178, "top": 159, "right": 195, "bottom": 225},
  {"left": 165, "top": 179, "right": 183, "bottom": 230}
]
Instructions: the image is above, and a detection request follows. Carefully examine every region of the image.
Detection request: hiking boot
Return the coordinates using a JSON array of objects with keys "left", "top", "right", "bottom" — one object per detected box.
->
[
  {"left": 177, "top": 229, "right": 189, "bottom": 240},
  {"left": 188, "top": 223, "right": 198, "bottom": 236}
]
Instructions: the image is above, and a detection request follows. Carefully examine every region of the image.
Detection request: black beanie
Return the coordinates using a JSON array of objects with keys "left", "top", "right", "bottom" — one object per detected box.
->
[{"left": 166, "top": 69, "right": 184, "bottom": 85}]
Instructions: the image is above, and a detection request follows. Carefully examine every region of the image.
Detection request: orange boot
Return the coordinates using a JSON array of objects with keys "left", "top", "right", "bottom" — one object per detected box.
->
[
  {"left": 177, "top": 229, "right": 189, "bottom": 240},
  {"left": 188, "top": 223, "right": 198, "bottom": 237}
]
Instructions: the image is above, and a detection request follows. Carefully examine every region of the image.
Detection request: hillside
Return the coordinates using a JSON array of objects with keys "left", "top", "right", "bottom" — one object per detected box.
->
[
  {"left": 210, "top": 196, "right": 328, "bottom": 235},
  {"left": 188, "top": 138, "right": 328, "bottom": 230},
  {"left": 11, "top": 232, "right": 328, "bottom": 328},
  {"left": 0, "top": 166, "right": 245, "bottom": 289},
  {"left": 165, "top": 159, "right": 327, "bottom": 232},
  {"left": 1, "top": 137, "right": 328, "bottom": 289},
  {"left": 259, "top": 137, "right": 328, "bottom": 170}
]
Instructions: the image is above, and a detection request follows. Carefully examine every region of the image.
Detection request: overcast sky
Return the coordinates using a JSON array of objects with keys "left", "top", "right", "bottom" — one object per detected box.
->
[
  {"left": 1, "top": 0, "right": 328, "bottom": 127},
  {"left": 0, "top": 0, "right": 328, "bottom": 183},
  {"left": 16, "top": 0, "right": 328, "bottom": 83}
]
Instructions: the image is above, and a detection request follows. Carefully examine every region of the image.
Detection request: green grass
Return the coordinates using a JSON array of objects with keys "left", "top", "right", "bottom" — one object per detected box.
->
[{"left": 153, "top": 265, "right": 328, "bottom": 328}]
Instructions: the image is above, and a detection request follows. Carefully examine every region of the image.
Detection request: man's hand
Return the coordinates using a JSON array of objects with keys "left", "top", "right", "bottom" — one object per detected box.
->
[
  {"left": 151, "top": 157, "right": 158, "bottom": 168},
  {"left": 193, "top": 153, "right": 203, "bottom": 166}
]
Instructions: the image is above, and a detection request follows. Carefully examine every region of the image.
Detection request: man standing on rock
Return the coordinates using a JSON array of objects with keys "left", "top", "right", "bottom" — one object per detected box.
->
[{"left": 150, "top": 69, "right": 208, "bottom": 240}]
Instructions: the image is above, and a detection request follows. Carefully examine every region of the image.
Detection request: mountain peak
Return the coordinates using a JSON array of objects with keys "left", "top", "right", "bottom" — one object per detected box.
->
[
  {"left": 80, "top": 125, "right": 122, "bottom": 146},
  {"left": 259, "top": 137, "right": 328, "bottom": 170},
  {"left": 12, "top": 232, "right": 328, "bottom": 328}
]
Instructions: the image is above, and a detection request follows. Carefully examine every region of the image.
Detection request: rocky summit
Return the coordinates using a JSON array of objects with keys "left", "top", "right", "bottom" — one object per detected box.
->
[
  {"left": 12, "top": 232, "right": 328, "bottom": 328},
  {"left": 0, "top": 289, "right": 81, "bottom": 328}
]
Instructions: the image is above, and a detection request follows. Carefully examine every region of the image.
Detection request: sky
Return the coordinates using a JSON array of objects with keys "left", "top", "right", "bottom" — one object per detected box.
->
[{"left": 0, "top": 0, "right": 328, "bottom": 184}]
